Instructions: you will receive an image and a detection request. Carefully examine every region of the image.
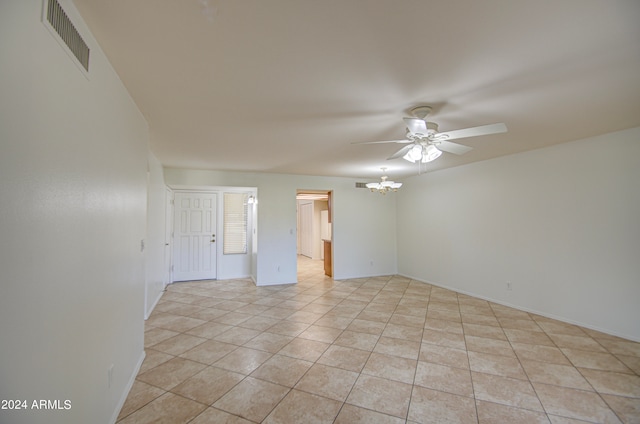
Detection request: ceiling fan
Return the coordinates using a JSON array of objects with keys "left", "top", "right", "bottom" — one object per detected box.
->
[{"left": 355, "top": 106, "right": 507, "bottom": 163}]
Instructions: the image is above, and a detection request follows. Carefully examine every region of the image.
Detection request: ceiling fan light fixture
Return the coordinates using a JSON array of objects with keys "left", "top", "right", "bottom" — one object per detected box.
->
[
  {"left": 355, "top": 106, "right": 507, "bottom": 169},
  {"left": 402, "top": 144, "right": 442, "bottom": 163},
  {"left": 403, "top": 144, "right": 424, "bottom": 162},
  {"left": 422, "top": 144, "right": 442, "bottom": 163}
]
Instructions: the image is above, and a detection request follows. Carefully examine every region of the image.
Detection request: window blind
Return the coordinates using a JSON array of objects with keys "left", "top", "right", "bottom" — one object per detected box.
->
[{"left": 223, "top": 193, "right": 248, "bottom": 254}]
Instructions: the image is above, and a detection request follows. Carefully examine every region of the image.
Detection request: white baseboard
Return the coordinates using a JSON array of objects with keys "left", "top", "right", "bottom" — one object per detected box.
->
[
  {"left": 217, "top": 273, "right": 253, "bottom": 280},
  {"left": 145, "top": 289, "right": 164, "bottom": 320},
  {"left": 109, "top": 350, "right": 146, "bottom": 424},
  {"left": 255, "top": 280, "right": 296, "bottom": 287},
  {"left": 398, "top": 273, "right": 639, "bottom": 343}
]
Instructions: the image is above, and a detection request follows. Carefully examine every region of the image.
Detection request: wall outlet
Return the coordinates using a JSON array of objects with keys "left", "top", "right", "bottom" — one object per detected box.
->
[{"left": 506, "top": 281, "right": 512, "bottom": 291}]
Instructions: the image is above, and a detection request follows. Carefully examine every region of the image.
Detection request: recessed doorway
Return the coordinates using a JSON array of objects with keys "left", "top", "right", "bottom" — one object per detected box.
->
[{"left": 296, "top": 190, "right": 332, "bottom": 281}]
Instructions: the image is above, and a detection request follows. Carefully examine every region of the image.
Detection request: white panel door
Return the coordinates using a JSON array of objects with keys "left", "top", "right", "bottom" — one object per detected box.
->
[
  {"left": 173, "top": 192, "right": 217, "bottom": 281},
  {"left": 299, "top": 202, "right": 313, "bottom": 258},
  {"left": 164, "top": 187, "right": 173, "bottom": 285}
]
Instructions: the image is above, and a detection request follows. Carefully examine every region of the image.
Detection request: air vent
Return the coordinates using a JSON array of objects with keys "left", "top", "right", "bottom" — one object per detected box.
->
[
  {"left": 44, "top": 0, "right": 90, "bottom": 72},
  {"left": 355, "top": 182, "right": 368, "bottom": 189}
]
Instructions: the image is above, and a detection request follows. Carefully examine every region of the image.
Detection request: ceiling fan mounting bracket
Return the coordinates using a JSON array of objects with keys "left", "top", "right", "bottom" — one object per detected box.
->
[
  {"left": 407, "top": 121, "right": 439, "bottom": 140},
  {"left": 410, "top": 106, "right": 433, "bottom": 120}
]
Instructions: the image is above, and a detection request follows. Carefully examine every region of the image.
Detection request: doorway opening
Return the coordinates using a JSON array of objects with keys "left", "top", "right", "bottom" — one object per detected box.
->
[{"left": 296, "top": 190, "right": 332, "bottom": 281}]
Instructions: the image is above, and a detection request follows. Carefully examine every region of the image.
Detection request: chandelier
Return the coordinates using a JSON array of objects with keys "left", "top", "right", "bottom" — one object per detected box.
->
[{"left": 366, "top": 168, "right": 402, "bottom": 194}]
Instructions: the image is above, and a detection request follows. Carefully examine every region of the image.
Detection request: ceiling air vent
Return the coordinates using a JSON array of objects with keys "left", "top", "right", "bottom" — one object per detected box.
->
[
  {"left": 44, "top": 0, "right": 90, "bottom": 72},
  {"left": 355, "top": 182, "right": 368, "bottom": 189}
]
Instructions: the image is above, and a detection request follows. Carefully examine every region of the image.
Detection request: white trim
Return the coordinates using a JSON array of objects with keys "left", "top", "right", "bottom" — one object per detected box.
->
[
  {"left": 144, "top": 289, "right": 164, "bottom": 320},
  {"left": 217, "top": 273, "right": 254, "bottom": 280},
  {"left": 168, "top": 184, "right": 256, "bottom": 192},
  {"left": 399, "top": 273, "right": 640, "bottom": 343},
  {"left": 255, "top": 280, "right": 296, "bottom": 287},
  {"left": 109, "top": 350, "right": 146, "bottom": 424}
]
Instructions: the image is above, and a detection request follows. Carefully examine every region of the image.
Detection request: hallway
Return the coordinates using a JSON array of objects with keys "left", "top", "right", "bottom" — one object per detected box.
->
[{"left": 297, "top": 255, "right": 327, "bottom": 282}]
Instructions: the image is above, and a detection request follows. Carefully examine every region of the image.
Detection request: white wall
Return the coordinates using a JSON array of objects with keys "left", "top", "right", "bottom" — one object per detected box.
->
[
  {"left": 0, "top": 1, "right": 148, "bottom": 423},
  {"left": 164, "top": 169, "right": 398, "bottom": 284},
  {"left": 397, "top": 127, "right": 640, "bottom": 341},
  {"left": 145, "top": 153, "right": 167, "bottom": 317}
]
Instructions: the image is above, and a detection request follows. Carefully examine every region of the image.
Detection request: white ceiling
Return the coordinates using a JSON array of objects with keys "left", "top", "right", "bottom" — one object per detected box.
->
[{"left": 73, "top": 0, "right": 640, "bottom": 179}]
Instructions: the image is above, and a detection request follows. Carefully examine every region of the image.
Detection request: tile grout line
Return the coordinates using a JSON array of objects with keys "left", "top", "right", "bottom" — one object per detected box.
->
[{"left": 119, "top": 265, "right": 638, "bottom": 423}]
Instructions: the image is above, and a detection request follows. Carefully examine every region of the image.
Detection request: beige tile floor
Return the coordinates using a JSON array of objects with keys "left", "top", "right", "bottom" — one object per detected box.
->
[{"left": 117, "top": 256, "right": 640, "bottom": 423}]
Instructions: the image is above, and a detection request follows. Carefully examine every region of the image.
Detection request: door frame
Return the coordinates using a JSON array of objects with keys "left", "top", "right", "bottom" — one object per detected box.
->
[{"left": 295, "top": 189, "right": 333, "bottom": 278}]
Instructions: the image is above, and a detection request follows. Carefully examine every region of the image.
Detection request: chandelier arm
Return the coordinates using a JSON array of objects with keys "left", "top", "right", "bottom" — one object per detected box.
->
[{"left": 366, "top": 167, "right": 402, "bottom": 195}]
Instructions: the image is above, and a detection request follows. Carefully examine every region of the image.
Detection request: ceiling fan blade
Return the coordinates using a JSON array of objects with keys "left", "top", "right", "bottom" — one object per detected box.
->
[
  {"left": 436, "top": 140, "right": 473, "bottom": 155},
  {"left": 438, "top": 123, "right": 507, "bottom": 141},
  {"left": 386, "top": 144, "right": 414, "bottom": 160},
  {"left": 351, "top": 139, "right": 411, "bottom": 145},
  {"left": 403, "top": 117, "right": 427, "bottom": 135}
]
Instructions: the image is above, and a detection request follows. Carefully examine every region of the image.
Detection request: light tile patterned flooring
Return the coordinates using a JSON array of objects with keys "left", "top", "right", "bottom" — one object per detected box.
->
[{"left": 117, "top": 257, "right": 640, "bottom": 423}]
